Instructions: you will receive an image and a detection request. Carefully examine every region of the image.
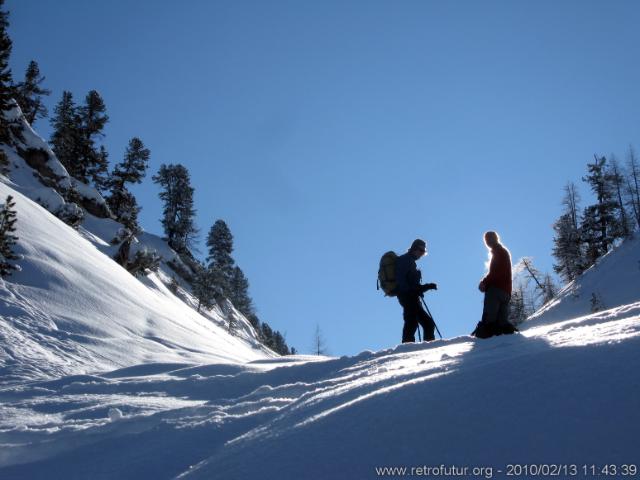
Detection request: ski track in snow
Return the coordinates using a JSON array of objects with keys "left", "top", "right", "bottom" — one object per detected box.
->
[{"left": 1, "top": 302, "right": 639, "bottom": 479}]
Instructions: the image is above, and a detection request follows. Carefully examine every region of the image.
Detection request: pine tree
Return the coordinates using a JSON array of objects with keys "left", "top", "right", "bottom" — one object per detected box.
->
[
  {"left": 87, "top": 144, "right": 110, "bottom": 193},
  {"left": 229, "top": 265, "right": 253, "bottom": 316},
  {"left": 509, "top": 286, "right": 527, "bottom": 325},
  {"left": 582, "top": 155, "right": 619, "bottom": 255},
  {"left": 107, "top": 138, "right": 150, "bottom": 231},
  {"left": 626, "top": 146, "right": 640, "bottom": 230},
  {"left": 0, "top": 194, "right": 18, "bottom": 276},
  {"left": 79, "top": 90, "right": 109, "bottom": 189},
  {"left": 107, "top": 187, "right": 140, "bottom": 232},
  {"left": 312, "top": 324, "right": 328, "bottom": 356},
  {"left": 81, "top": 90, "right": 108, "bottom": 140},
  {"left": 50, "top": 91, "right": 83, "bottom": 178},
  {"left": 541, "top": 273, "right": 557, "bottom": 305},
  {"left": 261, "top": 322, "right": 275, "bottom": 350},
  {"left": 272, "top": 331, "right": 290, "bottom": 355},
  {"left": 0, "top": 0, "right": 13, "bottom": 143},
  {"left": 112, "top": 137, "right": 150, "bottom": 187},
  {"left": 192, "top": 263, "right": 216, "bottom": 312},
  {"left": 206, "top": 219, "right": 235, "bottom": 296},
  {"left": 152, "top": 163, "right": 198, "bottom": 253},
  {"left": 581, "top": 205, "right": 602, "bottom": 267},
  {"left": 608, "top": 156, "right": 631, "bottom": 238},
  {"left": 14, "top": 60, "right": 50, "bottom": 125},
  {"left": 552, "top": 183, "right": 584, "bottom": 282}
]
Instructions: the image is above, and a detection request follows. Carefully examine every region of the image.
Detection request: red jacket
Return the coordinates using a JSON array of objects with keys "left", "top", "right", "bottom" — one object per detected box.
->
[{"left": 482, "top": 244, "right": 512, "bottom": 295}]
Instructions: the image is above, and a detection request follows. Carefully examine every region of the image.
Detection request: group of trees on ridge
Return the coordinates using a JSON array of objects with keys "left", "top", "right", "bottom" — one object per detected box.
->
[
  {"left": 507, "top": 150, "right": 639, "bottom": 324},
  {"left": 552, "top": 151, "right": 639, "bottom": 283},
  {"left": 0, "top": 0, "right": 291, "bottom": 355}
]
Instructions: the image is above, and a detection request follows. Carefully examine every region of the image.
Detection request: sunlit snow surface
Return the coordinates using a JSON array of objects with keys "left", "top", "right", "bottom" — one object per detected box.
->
[
  {"left": 0, "top": 105, "right": 639, "bottom": 477},
  {"left": 1, "top": 302, "right": 639, "bottom": 479}
]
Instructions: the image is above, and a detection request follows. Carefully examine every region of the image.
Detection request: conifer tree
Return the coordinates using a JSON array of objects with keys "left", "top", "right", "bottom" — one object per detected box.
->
[
  {"left": 229, "top": 265, "right": 253, "bottom": 316},
  {"left": 0, "top": 0, "right": 13, "bottom": 143},
  {"left": 582, "top": 155, "right": 619, "bottom": 255},
  {"left": 608, "top": 156, "right": 631, "bottom": 238},
  {"left": 509, "top": 286, "right": 528, "bottom": 325},
  {"left": 81, "top": 90, "right": 108, "bottom": 140},
  {"left": 87, "top": 144, "right": 110, "bottom": 193},
  {"left": 50, "top": 91, "right": 83, "bottom": 178},
  {"left": 625, "top": 146, "right": 640, "bottom": 230},
  {"left": 206, "top": 219, "right": 235, "bottom": 295},
  {"left": 0, "top": 194, "right": 18, "bottom": 276},
  {"left": 261, "top": 322, "right": 275, "bottom": 350},
  {"left": 581, "top": 206, "right": 601, "bottom": 267},
  {"left": 312, "top": 324, "right": 328, "bottom": 356},
  {"left": 272, "top": 330, "right": 290, "bottom": 355},
  {"left": 79, "top": 90, "right": 109, "bottom": 189},
  {"left": 107, "top": 138, "right": 150, "bottom": 231},
  {"left": 14, "top": 60, "right": 50, "bottom": 125},
  {"left": 192, "top": 263, "right": 216, "bottom": 312},
  {"left": 541, "top": 273, "right": 557, "bottom": 305},
  {"left": 152, "top": 163, "right": 198, "bottom": 253},
  {"left": 552, "top": 183, "right": 584, "bottom": 282},
  {"left": 108, "top": 188, "right": 140, "bottom": 232},
  {"left": 112, "top": 137, "right": 150, "bottom": 187}
]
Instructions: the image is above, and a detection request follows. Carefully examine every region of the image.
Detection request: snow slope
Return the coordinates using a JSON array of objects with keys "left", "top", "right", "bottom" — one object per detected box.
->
[
  {"left": 527, "top": 233, "right": 640, "bottom": 327},
  {"left": 0, "top": 180, "right": 269, "bottom": 384},
  {"left": 1, "top": 233, "right": 638, "bottom": 478},
  {"left": 0, "top": 103, "right": 274, "bottom": 385}
]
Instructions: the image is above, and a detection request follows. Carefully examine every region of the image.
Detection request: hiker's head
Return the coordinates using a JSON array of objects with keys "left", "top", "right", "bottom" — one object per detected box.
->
[
  {"left": 484, "top": 231, "right": 500, "bottom": 249},
  {"left": 409, "top": 238, "right": 427, "bottom": 258}
]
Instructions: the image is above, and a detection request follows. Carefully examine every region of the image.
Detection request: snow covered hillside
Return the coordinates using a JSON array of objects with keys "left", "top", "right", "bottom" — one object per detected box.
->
[
  {"left": 0, "top": 181, "right": 269, "bottom": 383},
  {"left": 1, "top": 225, "right": 638, "bottom": 477},
  {"left": 0, "top": 105, "right": 272, "bottom": 385}
]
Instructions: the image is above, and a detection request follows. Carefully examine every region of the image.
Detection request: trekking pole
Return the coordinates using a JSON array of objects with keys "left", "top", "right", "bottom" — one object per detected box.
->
[{"left": 420, "top": 295, "right": 442, "bottom": 339}]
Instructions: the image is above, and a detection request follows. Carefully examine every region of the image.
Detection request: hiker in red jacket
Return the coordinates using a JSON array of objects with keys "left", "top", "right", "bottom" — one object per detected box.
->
[{"left": 473, "top": 231, "right": 518, "bottom": 338}]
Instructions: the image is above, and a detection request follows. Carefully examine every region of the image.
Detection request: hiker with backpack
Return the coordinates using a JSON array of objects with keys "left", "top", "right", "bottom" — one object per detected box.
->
[
  {"left": 380, "top": 238, "right": 438, "bottom": 343},
  {"left": 472, "top": 231, "right": 518, "bottom": 339}
]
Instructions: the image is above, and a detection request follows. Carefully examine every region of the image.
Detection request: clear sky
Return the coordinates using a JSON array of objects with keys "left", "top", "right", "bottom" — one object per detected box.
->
[{"left": 9, "top": 1, "right": 640, "bottom": 355}]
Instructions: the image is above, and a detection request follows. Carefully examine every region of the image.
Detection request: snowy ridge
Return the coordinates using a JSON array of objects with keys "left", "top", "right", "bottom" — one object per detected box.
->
[
  {"left": 0, "top": 226, "right": 639, "bottom": 478},
  {"left": 527, "top": 233, "right": 640, "bottom": 327}
]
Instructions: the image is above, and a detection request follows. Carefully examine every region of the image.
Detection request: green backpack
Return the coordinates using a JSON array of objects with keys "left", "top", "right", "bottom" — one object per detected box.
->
[{"left": 377, "top": 251, "right": 398, "bottom": 297}]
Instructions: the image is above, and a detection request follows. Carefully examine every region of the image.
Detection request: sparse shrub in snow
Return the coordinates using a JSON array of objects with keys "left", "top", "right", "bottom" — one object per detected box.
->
[
  {"left": 167, "top": 276, "right": 180, "bottom": 294},
  {"left": 590, "top": 292, "right": 605, "bottom": 313},
  {"left": 55, "top": 202, "right": 83, "bottom": 228},
  {"left": 110, "top": 227, "right": 132, "bottom": 245},
  {"left": 0, "top": 194, "right": 19, "bottom": 276},
  {"left": 128, "top": 248, "right": 161, "bottom": 277}
]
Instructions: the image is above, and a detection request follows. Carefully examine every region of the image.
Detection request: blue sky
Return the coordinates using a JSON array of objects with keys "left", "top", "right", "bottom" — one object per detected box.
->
[{"left": 9, "top": 1, "right": 640, "bottom": 355}]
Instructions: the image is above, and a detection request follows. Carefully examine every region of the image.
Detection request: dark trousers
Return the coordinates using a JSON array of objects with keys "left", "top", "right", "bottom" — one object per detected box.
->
[
  {"left": 482, "top": 286, "right": 511, "bottom": 327},
  {"left": 398, "top": 293, "right": 435, "bottom": 343}
]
